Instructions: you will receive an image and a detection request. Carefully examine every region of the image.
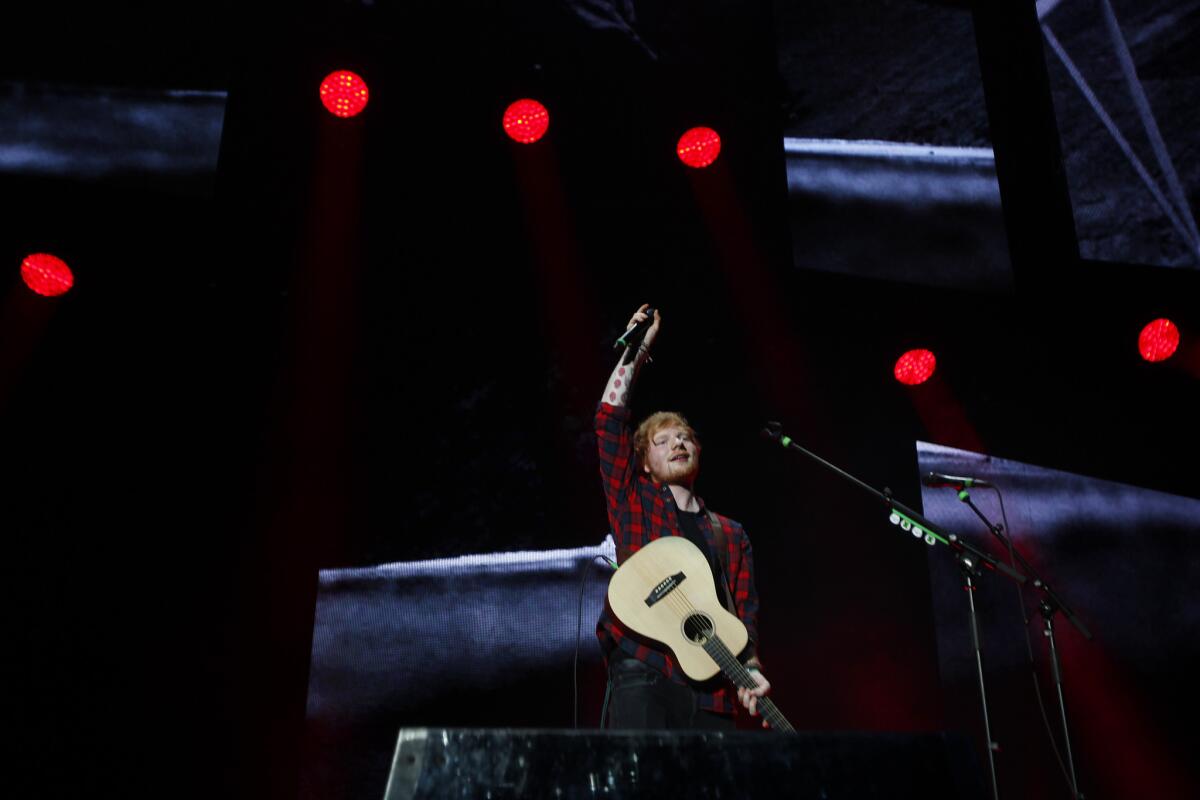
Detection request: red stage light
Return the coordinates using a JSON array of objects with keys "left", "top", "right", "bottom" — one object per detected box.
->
[
  {"left": 1138, "top": 318, "right": 1180, "bottom": 362},
  {"left": 319, "top": 70, "right": 369, "bottom": 118},
  {"left": 894, "top": 349, "right": 937, "bottom": 386},
  {"left": 676, "top": 127, "right": 721, "bottom": 168},
  {"left": 502, "top": 99, "right": 550, "bottom": 144},
  {"left": 21, "top": 253, "right": 74, "bottom": 297}
]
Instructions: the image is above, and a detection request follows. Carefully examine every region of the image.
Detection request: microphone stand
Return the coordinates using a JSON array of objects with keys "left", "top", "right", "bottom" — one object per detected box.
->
[
  {"left": 955, "top": 488, "right": 1090, "bottom": 800},
  {"left": 956, "top": 548, "right": 1000, "bottom": 800},
  {"left": 763, "top": 424, "right": 1023, "bottom": 800}
]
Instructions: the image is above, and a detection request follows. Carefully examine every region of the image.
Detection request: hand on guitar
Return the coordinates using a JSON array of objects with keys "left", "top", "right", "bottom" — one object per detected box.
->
[
  {"left": 739, "top": 668, "right": 773, "bottom": 728},
  {"left": 608, "top": 537, "right": 794, "bottom": 731}
]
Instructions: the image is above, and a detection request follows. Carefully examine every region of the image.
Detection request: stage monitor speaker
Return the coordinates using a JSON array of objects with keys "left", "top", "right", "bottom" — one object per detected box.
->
[{"left": 383, "top": 728, "right": 984, "bottom": 799}]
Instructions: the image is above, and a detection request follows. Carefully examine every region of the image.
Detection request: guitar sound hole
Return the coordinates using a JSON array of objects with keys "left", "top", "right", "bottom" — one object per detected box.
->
[{"left": 682, "top": 613, "right": 715, "bottom": 644}]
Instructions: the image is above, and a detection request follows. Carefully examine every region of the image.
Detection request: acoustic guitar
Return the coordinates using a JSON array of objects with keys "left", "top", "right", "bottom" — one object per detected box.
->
[{"left": 607, "top": 535, "right": 794, "bottom": 731}]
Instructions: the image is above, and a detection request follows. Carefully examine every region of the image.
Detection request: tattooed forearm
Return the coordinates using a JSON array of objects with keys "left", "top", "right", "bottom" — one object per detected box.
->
[{"left": 603, "top": 350, "right": 648, "bottom": 408}]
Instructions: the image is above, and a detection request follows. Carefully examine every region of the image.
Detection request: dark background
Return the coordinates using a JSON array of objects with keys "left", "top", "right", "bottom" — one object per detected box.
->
[{"left": 2, "top": 1, "right": 1198, "bottom": 799}]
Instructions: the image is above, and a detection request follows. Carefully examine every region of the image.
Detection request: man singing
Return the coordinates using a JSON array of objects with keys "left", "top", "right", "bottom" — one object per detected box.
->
[{"left": 596, "top": 304, "right": 772, "bottom": 729}]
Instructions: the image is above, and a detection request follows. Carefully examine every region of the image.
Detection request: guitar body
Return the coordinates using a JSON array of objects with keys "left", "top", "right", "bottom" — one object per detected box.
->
[{"left": 607, "top": 535, "right": 748, "bottom": 682}]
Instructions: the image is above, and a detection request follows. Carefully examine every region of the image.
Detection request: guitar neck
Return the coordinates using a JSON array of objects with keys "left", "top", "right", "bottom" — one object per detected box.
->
[{"left": 701, "top": 637, "right": 795, "bottom": 733}]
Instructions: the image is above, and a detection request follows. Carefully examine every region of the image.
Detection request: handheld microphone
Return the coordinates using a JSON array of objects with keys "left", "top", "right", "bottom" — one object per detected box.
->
[
  {"left": 922, "top": 472, "right": 993, "bottom": 489},
  {"left": 761, "top": 421, "right": 784, "bottom": 442},
  {"left": 614, "top": 307, "right": 657, "bottom": 350}
]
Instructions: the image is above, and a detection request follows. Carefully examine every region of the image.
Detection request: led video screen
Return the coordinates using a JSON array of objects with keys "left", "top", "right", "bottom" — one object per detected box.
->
[
  {"left": 917, "top": 441, "right": 1200, "bottom": 799},
  {"left": 1037, "top": 0, "right": 1200, "bottom": 269},
  {"left": 772, "top": 0, "right": 1012, "bottom": 291}
]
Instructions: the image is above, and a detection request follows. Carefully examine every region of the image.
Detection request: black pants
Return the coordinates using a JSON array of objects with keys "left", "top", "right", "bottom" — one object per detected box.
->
[{"left": 607, "top": 653, "right": 736, "bottom": 730}]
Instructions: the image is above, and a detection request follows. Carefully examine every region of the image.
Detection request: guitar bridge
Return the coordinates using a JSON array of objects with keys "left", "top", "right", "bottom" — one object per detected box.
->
[{"left": 644, "top": 571, "right": 686, "bottom": 608}]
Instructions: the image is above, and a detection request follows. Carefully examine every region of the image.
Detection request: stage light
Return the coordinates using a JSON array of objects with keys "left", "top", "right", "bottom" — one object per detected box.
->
[
  {"left": 319, "top": 70, "right": 369, "bottom": 118},
  {"left": 1138, "top": 318, "right": 1179, "bottom": 362},
  {"left": 20, "top": 253, "right": 74, "bottom": 297},
  {"left": 676, "top": 127, "right": 721, "bottom": 168},
  {"left": 502, "top": 99, "right": 550, "bottom": 144},
  {"left": 894, "top": 349, "right": 936, "bottom": 386}
]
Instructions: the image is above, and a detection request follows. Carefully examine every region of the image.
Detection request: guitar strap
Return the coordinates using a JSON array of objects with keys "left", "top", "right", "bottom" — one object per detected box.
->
[{"left": 705, "top": 509, "right": 738, "bottom": 615}]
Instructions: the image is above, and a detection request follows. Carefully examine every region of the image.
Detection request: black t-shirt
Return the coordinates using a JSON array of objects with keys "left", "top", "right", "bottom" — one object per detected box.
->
[{"left": 676, "top": 508, "right": 730, "bottom": 606}]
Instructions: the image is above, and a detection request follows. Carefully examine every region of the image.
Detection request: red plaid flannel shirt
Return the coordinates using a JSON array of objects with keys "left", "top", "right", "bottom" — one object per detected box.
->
[{"left": 595, "top": 402, "right": 760, "bottom": 715}]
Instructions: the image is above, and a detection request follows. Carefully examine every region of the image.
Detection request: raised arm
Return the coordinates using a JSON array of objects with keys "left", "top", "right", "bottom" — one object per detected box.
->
[
  {"left": 601, "top": 303, "right": 660, "bottom": 408},
  {"left": 595, "top": 304, "right": 662, "bottom": 506}
]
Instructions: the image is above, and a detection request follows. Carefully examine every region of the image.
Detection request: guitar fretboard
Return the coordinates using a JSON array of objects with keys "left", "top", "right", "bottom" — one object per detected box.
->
[{"left": 701, "top": 636, "right": 794, "bottom": 732}]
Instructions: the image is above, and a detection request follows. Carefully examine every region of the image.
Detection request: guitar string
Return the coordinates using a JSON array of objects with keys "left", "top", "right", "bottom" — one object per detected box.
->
[
  {"left": 622, "top": 549, "right": 764, "bottom": 701},
  {"left": 625, "top": 543, "right": 734, "bottom": 654},
  {"left": 620, "top": 541, "right": 790, "bottom": 728}
]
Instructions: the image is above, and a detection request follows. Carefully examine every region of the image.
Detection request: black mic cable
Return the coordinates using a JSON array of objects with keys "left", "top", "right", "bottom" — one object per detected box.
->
[
  {"left": 574, "top": 549, "right": 618, "bottom": 729},
  {"left": 991, "top": 489, "right": 1079, "bottom": 798},
  {"left": 932, "top": 478, "right": 1079, "bottom": 797}
]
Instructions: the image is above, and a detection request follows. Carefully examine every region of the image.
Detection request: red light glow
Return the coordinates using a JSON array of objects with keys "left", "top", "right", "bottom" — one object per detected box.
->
[
  {"left": 1138, "top": 318, "right": 1180, "bottom": 362},
  {"left": 319, "top": 70, "right": 369, "bottom": 118},
  {"left": 502, "top": 99, "right": 550, "bottom": 144},
  {"left": 676, "top": 127, "right": 722, "bottom": 168},
  {"left": 894, "top": 349, "right": 937, "bottom": 386},
  {"left": 21, "top": 253, "right": 74, "bottom": 297}
]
